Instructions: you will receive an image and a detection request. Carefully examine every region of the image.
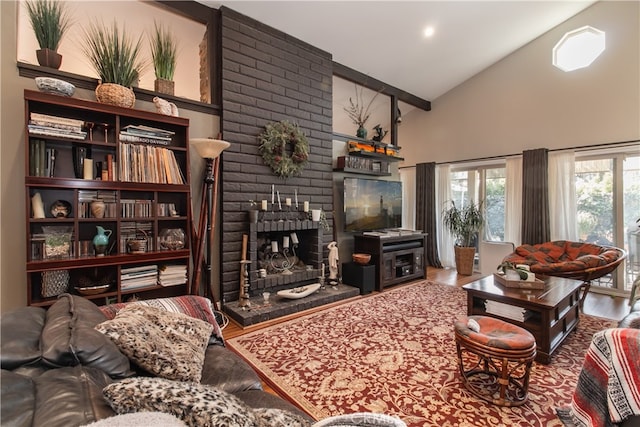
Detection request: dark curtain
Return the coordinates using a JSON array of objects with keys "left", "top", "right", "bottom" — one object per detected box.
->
[
  {"left": 416, "top": 162, "right": 442, "bottom": 268},
  {"left": 521, "top": 148, "right": 550, "bottom": 244}
]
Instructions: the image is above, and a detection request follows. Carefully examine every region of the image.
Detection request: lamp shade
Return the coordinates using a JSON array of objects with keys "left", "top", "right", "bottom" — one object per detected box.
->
[{"left": 191, "top": 138, "right": 231, "bottom": 159}]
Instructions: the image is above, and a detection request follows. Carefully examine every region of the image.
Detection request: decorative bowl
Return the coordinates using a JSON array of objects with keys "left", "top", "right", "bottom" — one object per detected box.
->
[
  {"left": 35, "top": 77, "right": 75, "bottom": 97},
  {"left": 352, "top": 253, "right": 371, "bottom": 265},
  {"left": 75, "top": 284, "right": 110, "bottom": 296}
]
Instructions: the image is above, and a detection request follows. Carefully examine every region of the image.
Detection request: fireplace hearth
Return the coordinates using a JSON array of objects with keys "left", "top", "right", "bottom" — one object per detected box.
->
[{"left": 222, "top": 219, "right": 360, "bottom": 326}]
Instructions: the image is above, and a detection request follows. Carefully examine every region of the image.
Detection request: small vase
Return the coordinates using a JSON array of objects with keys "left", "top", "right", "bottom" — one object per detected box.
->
[
  {"left": 356, "top": 125, "right": 367, "bottom": 139},
  {"left": 36, "top": 48, "right": 62, "bottom": 69},
  {"left": 90, "top": 200, "right": 106, "bottom": 218},
  {"left": 93, "top": 226, "right": 112, "bottom": 257}
]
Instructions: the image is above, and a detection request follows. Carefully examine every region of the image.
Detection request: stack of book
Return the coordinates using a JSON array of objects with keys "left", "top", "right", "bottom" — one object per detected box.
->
[
  {"left": 29, "top": 140, "right": 57, "bottom": 177},
  {"left": 121, "top": 199, "right": 153, "bottom": 218},
  {"left": 158, "top": 264, "right": 187, "bottom": 287},
  {"left": 28, "top": 113, "right": 87, "bottom": 140},
  {"left": 485, "top": 300, "right": 531, "bottom": 322},
  {"left": 120, "top": 265, "right": 158, "bottom": 290},
  {"left": 119, "top": 124, "right": 174, "bottom": 146}
]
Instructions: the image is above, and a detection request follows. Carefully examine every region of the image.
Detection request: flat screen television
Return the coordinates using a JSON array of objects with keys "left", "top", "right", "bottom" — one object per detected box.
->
[{"left": 344, "top": 177, "right": 402, "bottom": 232}]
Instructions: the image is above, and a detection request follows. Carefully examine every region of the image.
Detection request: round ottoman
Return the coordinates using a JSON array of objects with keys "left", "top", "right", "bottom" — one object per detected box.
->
[{"left": 454, "top": 315, "right": 536, "bottom": 406}]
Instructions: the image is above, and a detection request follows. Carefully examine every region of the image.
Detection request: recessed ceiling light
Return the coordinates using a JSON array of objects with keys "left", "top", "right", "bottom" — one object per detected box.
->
[
  {"left": 553, "top": 26, "right": 605, "bottom": 72},
  {"left": 423, "top": 26, "right": 435, "bottom": 38}
]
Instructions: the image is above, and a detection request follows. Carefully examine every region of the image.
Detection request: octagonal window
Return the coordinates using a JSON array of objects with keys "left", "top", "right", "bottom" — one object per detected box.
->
[{"left": 553, "top": 26, "right": 605, "bottom": 72}]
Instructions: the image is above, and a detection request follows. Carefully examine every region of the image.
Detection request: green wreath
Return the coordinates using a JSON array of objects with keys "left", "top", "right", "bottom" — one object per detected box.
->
[{"left": 258, "top": 120, "right": 309, "bottom": 179}]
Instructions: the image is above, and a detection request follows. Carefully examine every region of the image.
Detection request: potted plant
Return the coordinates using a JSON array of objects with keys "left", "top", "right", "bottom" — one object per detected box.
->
[
  {"left": 150, "top": 22, "right": 177, "bottom": 96},
  {"left": 497, "top": 261, "right": 530, "bottom": 280},
  {"left": 25, "top": 0, "right": 71, "bottom": 69},
  {"left": 442, "top": 200, "right": 484, "bottom": 275},
  {"left": 81, "top": 20, "right": 144, "bottom": 108},
  {"left": 343, "top": 84, "right": 382, "bottom": 139}
]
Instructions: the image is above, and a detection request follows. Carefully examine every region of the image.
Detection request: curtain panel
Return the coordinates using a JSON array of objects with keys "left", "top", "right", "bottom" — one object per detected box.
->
[
  {"left": 416, "top": 162, "right": 442, "bottom": 268},
  {"left": 521, "top": 148, "right": 550, "bottom": 244}
]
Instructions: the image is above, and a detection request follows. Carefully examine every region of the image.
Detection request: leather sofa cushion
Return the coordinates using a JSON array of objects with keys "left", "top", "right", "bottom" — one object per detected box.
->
[
  {"left": 33, "top": 366, "right": 115, "bottom": 427},
  {"left": 1, "top": 306, "right": 45, "bottom": 370},
  {"left": 200, "top": 344, "right": 262, "bottom": 393},
  {"left": 41, "top": 294, "right": 132, "bottom": 378},
  {"left": 1, "top": 369, "right": 36, "bottom": 427}
]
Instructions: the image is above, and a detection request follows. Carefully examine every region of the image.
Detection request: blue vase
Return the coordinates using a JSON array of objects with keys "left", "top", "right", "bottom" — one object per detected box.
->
[{"left": 93, "top": 226, "right": 112, "bottom": 257}]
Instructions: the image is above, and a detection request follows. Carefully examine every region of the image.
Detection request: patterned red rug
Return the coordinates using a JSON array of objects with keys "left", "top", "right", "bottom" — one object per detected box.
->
[{"left": 227, "top": 281, "right": 616, "bottom": 426}]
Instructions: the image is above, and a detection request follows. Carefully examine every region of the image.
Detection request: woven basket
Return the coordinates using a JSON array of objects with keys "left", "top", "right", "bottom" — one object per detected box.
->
[
  {"left": 42, "top": 269, "right": 70, "bottom": 298},
  {"left": 127, "top": 228, "right": 148, "bottom": 254},
  {"left": 454, "top": 246, "right": 476, "bottom": 276},
  {"left": 95, "top": 83, "right": 135, "bottom": 108}
]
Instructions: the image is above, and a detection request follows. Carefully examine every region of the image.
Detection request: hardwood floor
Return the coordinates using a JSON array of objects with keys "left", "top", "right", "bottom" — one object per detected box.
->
[{"left": 223, "top": 267, "right": 630, "bottom": 339}]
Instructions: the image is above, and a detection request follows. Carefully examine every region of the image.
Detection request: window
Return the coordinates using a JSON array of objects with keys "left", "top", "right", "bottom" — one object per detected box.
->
[
  {"left": 451, "top": 166, "right": 506, "bottom": 242},
  {"left": 575, "top": 152, "right": 640, "bottom": 293}
]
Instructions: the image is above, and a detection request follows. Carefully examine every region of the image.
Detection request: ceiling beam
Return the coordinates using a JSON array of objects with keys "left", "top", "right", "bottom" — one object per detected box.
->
[{"left": 333, "top": 62, "right": 431, "bottom": 111}]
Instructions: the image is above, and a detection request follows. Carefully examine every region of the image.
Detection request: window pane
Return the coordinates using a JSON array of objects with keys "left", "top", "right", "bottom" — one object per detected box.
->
[
  {"left": 484, "top": 167, "right": 506, "bottom": 241},
  {"left": 624, "top": 156, "right": 640, "bottom": 289},
  {"left": 576, "top": 159, "right": 614, "bottom": 245}
]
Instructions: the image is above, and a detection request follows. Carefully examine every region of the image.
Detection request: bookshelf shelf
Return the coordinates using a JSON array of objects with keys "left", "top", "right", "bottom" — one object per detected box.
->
[{"left": 24, "top": 89, "right": 192, "bottom": 307}]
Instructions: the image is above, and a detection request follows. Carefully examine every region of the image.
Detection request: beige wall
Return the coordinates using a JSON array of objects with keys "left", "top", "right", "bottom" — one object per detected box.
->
[
  {"left": 1, "top": 1, "right": 219, "bottom": 312},
  {"left": 399, "top": 1, "right": 640, "bottom": 166}
]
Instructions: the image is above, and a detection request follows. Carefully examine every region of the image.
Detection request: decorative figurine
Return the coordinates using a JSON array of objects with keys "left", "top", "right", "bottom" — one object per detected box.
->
[{"left": 328, "top": 241, "right": 339, "bottom": 281}]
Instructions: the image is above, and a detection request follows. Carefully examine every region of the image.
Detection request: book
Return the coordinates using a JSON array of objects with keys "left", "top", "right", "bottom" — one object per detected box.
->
[{"left": 30, "top": 112, "right": 84, "bottom": 128}]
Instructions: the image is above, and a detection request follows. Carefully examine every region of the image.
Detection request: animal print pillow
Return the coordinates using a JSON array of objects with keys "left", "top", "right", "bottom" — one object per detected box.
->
[
  {"left": 95, "top": 305, "right": 213, "bottom": 382},
  {"left": 103, "top": 377, "right": 311, "bottom": 427}
]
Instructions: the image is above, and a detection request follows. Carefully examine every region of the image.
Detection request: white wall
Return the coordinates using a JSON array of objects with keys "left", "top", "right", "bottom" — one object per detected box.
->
[{"left": 399, "top": 1, "right": 640, "bottom": 167}]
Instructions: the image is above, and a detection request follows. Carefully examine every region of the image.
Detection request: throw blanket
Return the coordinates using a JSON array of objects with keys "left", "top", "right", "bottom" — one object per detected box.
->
[{"left": 570, "top": 328, "right": 640, "bottom": 427}]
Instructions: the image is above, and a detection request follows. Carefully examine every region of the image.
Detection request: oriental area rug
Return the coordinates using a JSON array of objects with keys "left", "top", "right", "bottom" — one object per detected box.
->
[{"left": 226, "top": 281, "right": 616, "bottom": 427}]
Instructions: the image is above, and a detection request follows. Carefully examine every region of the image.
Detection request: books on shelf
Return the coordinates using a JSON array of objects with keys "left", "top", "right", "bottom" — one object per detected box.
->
[
  {"left": 29, "top": 113, "right": 87, "bottom": 140},
  {"left": 78, "top": 190, "right": 117, "bottom": 218},
  {"left": 118, "top": 142, "right": 184, "bottom": 184},
  {"left": 158, "top": 264, "right": 187, "bottom": 287},
  {"left": 120, "top": 264, "right": 158, "bottom": 290},
  {"left": 29, "top": 140, "right": 56, "bottom": 177},
  {"left": 120, "top": 124, "right": 174, "bottom": 146}
]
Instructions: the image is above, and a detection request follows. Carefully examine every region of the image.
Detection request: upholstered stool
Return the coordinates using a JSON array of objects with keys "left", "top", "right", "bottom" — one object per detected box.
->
[{"left": 454, "top": 315, "right": 536, "bottom": 407}]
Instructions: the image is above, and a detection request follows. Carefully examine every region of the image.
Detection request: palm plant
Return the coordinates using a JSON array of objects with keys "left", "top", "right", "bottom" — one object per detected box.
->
[
  {"left": 150, "top": 22, "right": 177, "bottom": 81},
  {"left": 25, "top": 0, "right": 70, "bottom": 51},
  {"left": 82, "top": 20, "right": 144, "bottom": 88},
  {"left": 442, "top": 200, "right": 484, "bottom": 247}
]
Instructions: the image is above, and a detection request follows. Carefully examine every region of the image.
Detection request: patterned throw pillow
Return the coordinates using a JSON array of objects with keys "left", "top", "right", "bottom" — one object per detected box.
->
[
  {"left": 103, "top": 377, "right": 311, "bottom": 427},
  {"left": 95, "top": 305, "right": 213, "bottom": 382}
]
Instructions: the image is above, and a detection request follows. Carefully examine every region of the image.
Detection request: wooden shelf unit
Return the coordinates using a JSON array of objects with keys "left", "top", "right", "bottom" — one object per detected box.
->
[
  {"left": 353, "top": 232, "right": 427, "bottom": 291},
  {"left": 24, "top": 89, "right": 192, "bottom": 307}
]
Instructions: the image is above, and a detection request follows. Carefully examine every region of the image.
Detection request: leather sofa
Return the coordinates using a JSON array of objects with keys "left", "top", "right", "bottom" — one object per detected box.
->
[{"left": 0, "top": 294, "right": 312, "bottom": 426}]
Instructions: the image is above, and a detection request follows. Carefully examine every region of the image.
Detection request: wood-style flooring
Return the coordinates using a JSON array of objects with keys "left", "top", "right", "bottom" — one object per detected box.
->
[{"left": 223, "top": 267, "right": 630, "bottom": 339}]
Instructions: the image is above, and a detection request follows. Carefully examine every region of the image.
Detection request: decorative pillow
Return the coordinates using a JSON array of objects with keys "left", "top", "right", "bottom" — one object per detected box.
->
[
  {"left": 95, "top": 305, "right": 213, "bottom": 382},
  {"left": 81, "top": 412, "right": 187, "bottom": 427},
  {"left": 103, "top": 377, "right": 311, "bottom": 427},
  {"left": 98, "top": 295, "right": 224, "bottom": 344}
]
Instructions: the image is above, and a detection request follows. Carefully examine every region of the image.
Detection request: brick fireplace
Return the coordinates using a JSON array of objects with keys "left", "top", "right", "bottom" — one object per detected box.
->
[{"left": 218, "top": 6, "right": 340, "bottom": 317}]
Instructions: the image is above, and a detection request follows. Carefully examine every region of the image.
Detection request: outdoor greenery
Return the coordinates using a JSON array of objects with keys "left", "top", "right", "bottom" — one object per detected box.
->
[
  {"left": 442, "top": 200, "right": 485, "bottom": 247},
  {"left": 81, "top": 20, "right": 144, "bottom": 87},
  {"left": 150, "top": 22, "right": 177, "bottom": 81},
  {"left": 25, "top": 0, "right": 71, "bottom": 50}
]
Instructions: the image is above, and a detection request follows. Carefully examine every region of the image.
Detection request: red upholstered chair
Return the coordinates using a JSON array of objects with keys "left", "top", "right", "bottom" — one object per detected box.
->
[{"left": 503, "top": 241, "right": 627, "bottom": 310}]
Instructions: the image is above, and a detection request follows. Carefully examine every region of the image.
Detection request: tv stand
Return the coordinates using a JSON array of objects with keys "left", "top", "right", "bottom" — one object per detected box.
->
[{"left": 354, "top": 233, "right": 427, "bottom": 291}]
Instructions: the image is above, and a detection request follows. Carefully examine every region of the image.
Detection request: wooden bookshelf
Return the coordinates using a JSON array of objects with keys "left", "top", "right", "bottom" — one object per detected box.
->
[{"left": 24, "top": 89, "right": 192, "bottom": 307}]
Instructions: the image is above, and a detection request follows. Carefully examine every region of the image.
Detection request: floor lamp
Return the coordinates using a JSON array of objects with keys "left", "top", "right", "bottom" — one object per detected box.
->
[{"left": 190, "top": 138, "right": 230, "bottom": 304}]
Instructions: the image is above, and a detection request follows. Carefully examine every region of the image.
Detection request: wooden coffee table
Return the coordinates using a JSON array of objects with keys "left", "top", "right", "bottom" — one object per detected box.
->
[{"left": 463, "top": 275, "right": 584, "bottom": 364}]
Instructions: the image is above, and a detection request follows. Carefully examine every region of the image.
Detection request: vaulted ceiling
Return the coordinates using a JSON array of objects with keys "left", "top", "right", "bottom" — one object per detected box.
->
[{"left": 203, "top": 1, "right": 596, "bottom": 102}]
